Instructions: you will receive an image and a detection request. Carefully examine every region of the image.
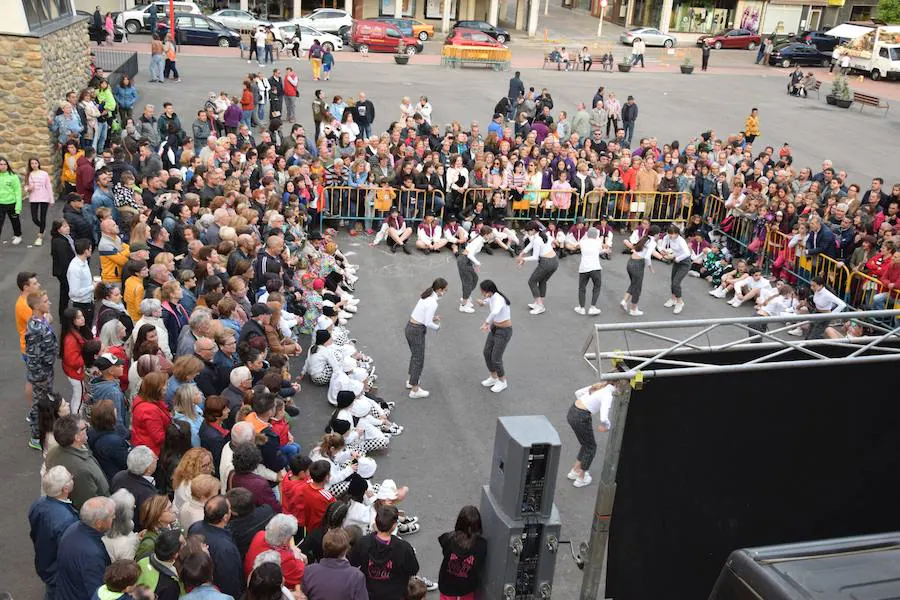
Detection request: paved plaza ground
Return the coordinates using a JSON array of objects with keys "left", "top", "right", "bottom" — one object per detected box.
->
[{"left": 1, "top": 43, "right": 899, "bottom": 599}]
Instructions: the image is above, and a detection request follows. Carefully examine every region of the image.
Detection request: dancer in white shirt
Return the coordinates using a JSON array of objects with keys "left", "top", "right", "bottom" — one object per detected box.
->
[
  {"left": 477, "top": 280, "right": 512, "bottom": 393},
  {"left": 566, "top": 382, "right": 614, "bottom": 488},
  {"left": 516, "top": 221, "right": 559, "bottom": 316},
  {"left": 653, "top": 225, "right": 692, "bottom": 314},
  {"left": 415, "top": 212, "right": 447, "bottom": 254},
  {"left": 575, "top": 227, "right": 603, "bottom": 315},
  {"left": 405, "top": 278, "right": 447, "bottom": 399},
  {"left": 457, "top": 226, "right": 492, "bottom": 314},
  {"left": 621, "top": 225, "right": 660, "bottom": 316}
]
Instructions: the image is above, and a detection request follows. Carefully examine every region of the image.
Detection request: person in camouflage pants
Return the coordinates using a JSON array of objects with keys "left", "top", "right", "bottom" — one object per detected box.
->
[{"left": 25, "top": 291, "right": 58, "bottom": 446}]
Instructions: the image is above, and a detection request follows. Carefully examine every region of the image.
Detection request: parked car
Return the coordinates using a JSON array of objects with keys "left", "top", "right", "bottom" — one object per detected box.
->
[
  {"left": 268, "top": 22, "right": 343, "bottom": 52},
  {"left": 157, "top": 13, "right": 241, "bottom": 47},
  {"left": 619, "top": 26, "right": 676, "bottom": 47},
  {"left": 373, "top": 17, "right": 434, "bottom": 41},
  {"left": 768, "top": 42, "right": 832, "bottom": 67},
  {"left": 295, "top": 8, "right": 353, "bottom": 35},
  {"left": 798, "top": 30, "right": 839, "bottom": 52},
  {"left": 444, "top": 28, "right": 506, "bottom": 47},
  {"left": 451, "top": 20, "right": 511, "bottom": 44},
  {"left": 77, "top": 10, "right": 125, "bottom": 42},
  {"left": 117, "top": 1, "right": 201, "bottom": 34},
  {"left": 350, "top": 19, "right": 423, "bottom": 54},
  {"left": 697, "top": 29, "right": 761, "bottom": 49},
  {"left": 208, "top": 9, "right": 267, "bottom": 31}
]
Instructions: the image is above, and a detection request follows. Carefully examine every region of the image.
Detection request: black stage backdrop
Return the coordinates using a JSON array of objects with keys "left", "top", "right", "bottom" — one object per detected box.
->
[{"left": 605, "top": 347, "right": 900, "bottom": 600}]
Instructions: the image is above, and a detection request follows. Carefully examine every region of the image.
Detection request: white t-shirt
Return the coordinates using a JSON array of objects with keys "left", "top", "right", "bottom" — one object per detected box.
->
[
  {"left": 575, "top": 384, "right": 613, "bottom": 423},
  {"left": 578, "top": 238, "right": 602, "bottom": 273}
]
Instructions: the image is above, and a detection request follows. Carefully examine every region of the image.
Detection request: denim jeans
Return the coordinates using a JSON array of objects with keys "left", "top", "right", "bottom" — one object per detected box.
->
[
  {"left": 94, "top": 121, "right": 108, "bottom": 151},
  {"left": 623, "top": 120, "right": 635, "bottom": 146},
  {"left": 265, "top": 44, "right": 273, "bottom": 63},
  {"left": 360, "top": 123, "right": 372, "bottom": 139},
  {"left": 241, "top": 109, "right": 253, "bottom": 127},
  {"left": 257, "top": 103, "right": 266, "bottom": 122},
  {"left": 149, "top": 54, "right": 165, "bottom": 81}
]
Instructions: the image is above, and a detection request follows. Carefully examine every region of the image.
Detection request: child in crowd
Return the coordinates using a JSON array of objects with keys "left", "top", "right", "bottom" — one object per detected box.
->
[
  {"left": 95, "top": 559, "right": 142, "bottom": 600},
  {"left": 281, "top": 454, "right": 313, "bottom": 536},
  {"left": 270, "top": 397, "right": 301, "bottom": 459}
]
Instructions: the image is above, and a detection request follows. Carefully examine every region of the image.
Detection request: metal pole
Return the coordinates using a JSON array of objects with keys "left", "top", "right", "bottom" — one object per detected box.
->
[
  {"left": 579, "top": 382, "right": 631, "bottom": 600},
  {"left": 596, "top": 4, "right": 604, "bottom": 38}
]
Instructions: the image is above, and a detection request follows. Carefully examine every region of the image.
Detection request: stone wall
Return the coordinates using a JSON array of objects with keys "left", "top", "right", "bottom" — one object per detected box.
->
[{"left": 0, "top": 19, "right": 90, "bottom": 180}]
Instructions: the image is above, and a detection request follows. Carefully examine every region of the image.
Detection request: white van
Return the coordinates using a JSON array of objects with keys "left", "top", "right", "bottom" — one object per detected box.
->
[
  {"left": 841, "top": 25, "right": 900, "bottom": 80},
  {"left": 117, "top": 1, "right": 202, "bottom": 35}
]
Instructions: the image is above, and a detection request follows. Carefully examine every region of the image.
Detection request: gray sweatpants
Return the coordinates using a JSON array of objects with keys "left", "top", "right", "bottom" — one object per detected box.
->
[
  {"left": 484, "top": 325, "right": 512, "bottom": 377},
  {"left": 671, "top": 259, "right": 691, "bottom": 298},
  {"left": 457, "top": 254, "right": 479, "bottom": 300},
  {"left": 528, "top": 256, "right": 559, "bottom": 297},
  {"left": 578, "top": 270, "right": 602, "bottom": 307},
  {"left": 284, "top": 95, "right": 296, "bottom": 121},
  {"left": 626, "top": 258, "right": 646, "bottom": 303},
  {"left": 405, "top": 322, "right": 427, "bottom": 386}
]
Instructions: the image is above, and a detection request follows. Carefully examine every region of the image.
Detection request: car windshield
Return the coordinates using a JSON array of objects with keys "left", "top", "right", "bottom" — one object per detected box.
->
[{"left": 890, "top": 47, "right": 900, "bottom": 61}]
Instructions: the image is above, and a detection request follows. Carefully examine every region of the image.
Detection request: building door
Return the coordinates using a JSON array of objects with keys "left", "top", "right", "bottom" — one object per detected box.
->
[
  {"left": 807, "top": 7, "right": 820, "bottom": 30},
  {"left": 353, "top": 0, "right": 364, "bottom": 18}
]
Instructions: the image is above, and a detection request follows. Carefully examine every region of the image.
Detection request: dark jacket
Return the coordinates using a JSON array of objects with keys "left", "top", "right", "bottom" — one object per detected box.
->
[
  {"left": 136, "top": 554, "right": 181, "bottom": 600},
  {"left": 110, "top": 471, "right": 158, "bottom": 531},
  {"left": 28, "top": 496, "right": 79, "bottom": 585},
  {"left": 90, "top": 376, "right": 128, "bottom": 428},
  {"left": 622, "top": 101, "right": 639, "bottom": 122},
  {"left": 63, "top": 204, "right": 94, "bottom": 246},
  {"left": 237, "top": 319, "right": 266, "bottom": 350},
  {"left": 55, "top": 521, "right": 111, "bottom": 600},
  {"left": 220, "top": 385, "right": 245, "bottom": 430},
  {"left": 87, "top": 426, "right": 131, "bottom": 483},
  {"left": 199, "top": 421, "right": 228, "bottom": 474},
  {"left": 806, "top": 225, "right": 837, "bottom": 258},
  {"left": 161, "top": 301, "right": 189, "bottom": 356},
  {"left": 302, "top": 557, "right": 369, "bottom": 600},
  {"left": 231, "top": 472, "right": 281, "bottom": 513},
  {"left": 227, "top": 504, "right": 274, "bottom": 560},
  {"left": 187, "top": 522, "right": 245, "bottom": 599},
  {"left": 354, "top": 100, "right": 375, "bottom": 126},
  {"left": 51, "top": 233, "right": 76, "bottom": 280},
  {"left": 507, "top": 75, "right": 525, "bottom": 100},
  {"left": 195, "top": 355, "right": 226, "bottom": 398},
  {"left": 348, "top": 533, "right": 419, "bottom": 600}
]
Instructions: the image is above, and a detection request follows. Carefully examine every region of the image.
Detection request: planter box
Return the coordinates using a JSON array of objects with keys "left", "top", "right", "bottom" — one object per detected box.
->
[
  {"left": 617, "top": 63, "right": 632, "bottom": 72},
  {"left": 826, "top": 95, "right": 837, "bottom": 105},
  {"left": 394, "top": 55, "right": 410, "bottom": 65},
  {"left": 680, "top": 65, "right": 694, "bottom": 74},
  {"left": 835, "top": 98, "right": 852, "bottom": 108}
]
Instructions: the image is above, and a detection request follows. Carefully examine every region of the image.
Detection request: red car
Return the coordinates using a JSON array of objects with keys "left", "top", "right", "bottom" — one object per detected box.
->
[
  {"left": 696, "top": 28, "right": 761, "bottom": 50},
  {"left": 444, "top": 28, "right": 506, "bottom": 47}
]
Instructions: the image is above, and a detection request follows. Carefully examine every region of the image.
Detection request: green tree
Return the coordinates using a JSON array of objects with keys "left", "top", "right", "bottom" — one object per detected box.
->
[{"left": 876, "top": 0, "right": 900, "bottom": 23}]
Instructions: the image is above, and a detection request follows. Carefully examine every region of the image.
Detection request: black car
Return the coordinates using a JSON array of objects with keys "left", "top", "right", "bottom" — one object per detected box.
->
[
  {"left": 157, "top": 13, "right": 241, "bottom": 47},
  {"left": 452, "top": 20, "right": 510, "bottom": 44},
  {"left": 798, "top": 30, "right": 839, "bottom": 52},
  {"left": 76, "top": 10, "right": 125, "bottom": 43},
  {"left": 768, "top": 42, "right": 832, "bottom": 68}
]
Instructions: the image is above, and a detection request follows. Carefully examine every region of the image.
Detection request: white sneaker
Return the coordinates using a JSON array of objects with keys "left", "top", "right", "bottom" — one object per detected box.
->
[
  {"left": 730, "top": 298, "right": 743, "bottom": 308},
  {"left": 529, "top": 305, "right": 546, "bottom": 315},
  {"left": 405, "top": 380, "right": 413, "bottom": 389},
  {"left": 673, "top": 302, "right": 684, "bottom": 315},
  {"left": 528, "top": 302, "right": 539, "bottom": 310},
  {"left": 573, "top": 471, "right": 593, "bottom": 488},
  {"left": 620, "top": 299, "right": 629, "bottom": 311},
  {"left": 481, "top": 377, "right": 498, "bottom": 387},
  {"left": 12, "top": 236, "right": 22, "bottom": 245},
  {"left": 574, "top": 306, "right": 587, "bottom": 315},
  {"left": 567, "top": 469, "right": 579, "bottom": 481},
  {"left": 663, "top": 298, "right": 676, "bottom": 308},
  {"left": 490, "top": 380, "right": 508, "bottom": 393},
  {"left": 788, "top": 327, "right": 804, "bottom": 336},
  {"left": 708, "top": 288, "right": 720, "bottom": 296},
  {"left": 458, "top": 304, "right": 475, "bottom": 313},
  {"left": 713, "top": 289, "right": 727, "bottom": 299},
  {"left": 409, "top": 388, "right": 430, "bottom": 399},
  {"left": 338, "top": 317, "right": 348, "bottom": 325},
  {"left": 688, "top": 270, "right": 701, "bottom": 278},
  {"left": 628, "top": 309, "right": 644, "bottom": 316},
  {"left": 588, "top": 306, "right": 601, "bottom": 315},
  {"left": 339, "top": 310, "right": 353, "bottom": 319},
  {"left": 34, "top": 236, "right": 43, "bottom": 246},
  {"left": 343, "top": 304, "right": 357, "bottom": 313}
]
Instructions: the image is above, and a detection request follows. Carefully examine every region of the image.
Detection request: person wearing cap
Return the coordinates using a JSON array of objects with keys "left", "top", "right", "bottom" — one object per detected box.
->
[
  {"left": 621, "top": 95, "right": 638, "bottom": 148},
  {"left": 443, "top": 213, "right": 468, "bottom": 256},
  {"left": 91, "top": 353, "right": 128, "bottom": 426},
  {"left": 415, "top": 211, "right": 447, "bottom": 254},
  {"left": 238, "top": 302, "right": 272, "bottom": 351}
]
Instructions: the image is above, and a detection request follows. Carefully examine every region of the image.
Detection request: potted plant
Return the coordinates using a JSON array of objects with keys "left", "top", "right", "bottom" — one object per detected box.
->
[
  {"left": 394, "top": 41, "right": 410, "bottom": 65},
  {"left": 680, "top": 56, "right": 694, "bottom": 74},
  {"left": 830, "top": 74, "right": 853, "bottom": 108},
  {"left": 617, "top": 55, "right": 632, "bottom": 72}
]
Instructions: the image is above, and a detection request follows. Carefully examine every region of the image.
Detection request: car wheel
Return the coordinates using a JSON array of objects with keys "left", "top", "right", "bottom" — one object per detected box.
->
[
  {"left": 663, "top": 39, "right": 673, "bottom": 48},
  {"left": 714, "top": 40, "right": 722, "bottom": 49},
  {"left": 820, "top": 59, "right": 830, "bottom": 67},
  {"left": 125, "top": 20, "right": 141, "bottom": 34},
  {"left": 218, "top": 37, "right": 231, "bottom": 47},
  {"left": 275, "top": 40, "right": 284, "bottom": 51},
  {"left": 496, "top": 33, "right": 507, "bottom": 43},
  {"left": 357, "top": 43, "right": 368, "bottom": 53},
  {"left": 405, "top": 45, "right": 417, "bottom": 55},
  {"left": 781, "top": 58, "right": 791, "bottom": 68},
  {"left": 418, "top": 31, "right": 428, "bottom": 42},
  {"left": 323, "top": 42, "right": 334, "bottom": 52},
  {"left": 871, "top": 69, "right": 882, "bottom": 81},
  {"left": 747, "top": 41, "right": 756, "bottom": 50},
  {"left": 632, "top": 37, "right": 641, "bottom": 44}
]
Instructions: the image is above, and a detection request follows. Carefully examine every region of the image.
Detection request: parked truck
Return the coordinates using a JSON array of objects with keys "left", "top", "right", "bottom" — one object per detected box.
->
[{"left": 840, "top": 25, "right": 900, "bottom": 80}]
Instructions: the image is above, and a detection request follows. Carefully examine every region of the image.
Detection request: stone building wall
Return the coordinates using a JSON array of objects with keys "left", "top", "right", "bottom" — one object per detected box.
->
[{"left": 0, "top": 20, "right": 90, "bottom": 180}]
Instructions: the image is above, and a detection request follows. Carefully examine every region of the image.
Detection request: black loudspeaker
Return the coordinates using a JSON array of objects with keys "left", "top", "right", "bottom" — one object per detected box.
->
[
  {"left": 480, "top": 485, "right": 562, "bottom": 600},
  {"left": 488, "top": 416, "right": 561, "bottom": 520}
]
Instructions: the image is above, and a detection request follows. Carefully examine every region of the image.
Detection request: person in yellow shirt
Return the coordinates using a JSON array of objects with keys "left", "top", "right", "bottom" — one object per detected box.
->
[
  {"left": 124, "top": 259, "right": 148, "bottom": 323},
  {"left": 744, "top": 107, "right": 760, "bottom": 144},
  {"left": 16, "top": 271, "right": 41, "bottom": 424},
  {"left": 98, "top": 218, "right": 130, "bottom": 284}
]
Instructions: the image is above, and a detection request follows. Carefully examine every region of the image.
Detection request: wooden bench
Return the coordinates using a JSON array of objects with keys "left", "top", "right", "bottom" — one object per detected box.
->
[
  {"left": 807, "top": 80, "right": 821, "bottom": 100},
  {"left": 852, "top": 91, "right": 890, "bottom": 115},
  {"left": 542, "top": 52, "right": 605, "bottom": 70}
]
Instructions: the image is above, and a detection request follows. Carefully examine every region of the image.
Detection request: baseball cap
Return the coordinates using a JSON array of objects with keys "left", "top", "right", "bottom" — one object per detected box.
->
[{"left": 95, "top": 353, "right": 124, "bottom": 370}]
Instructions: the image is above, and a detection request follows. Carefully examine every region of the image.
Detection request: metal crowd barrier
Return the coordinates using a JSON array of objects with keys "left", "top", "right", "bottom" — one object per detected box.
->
[{"left": 320, "top": 185, "right": 444, "bottom": 228}]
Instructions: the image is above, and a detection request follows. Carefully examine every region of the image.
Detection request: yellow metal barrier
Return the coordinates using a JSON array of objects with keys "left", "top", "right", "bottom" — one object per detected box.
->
[
  {"left": 703, "top": 195, "right": 726, "bottom": 225},
  {"left": 809, "top": 252, "right": 852, "bottom": 301},
  {"left": 580, "top": 190, "right": 690, "bottom": 225},
  {"left": 441, "top": 45, "right": 512, "bottom": 70},
  {"left": 848, "top": 270, "right": 884, "bottom": 309},
  {"left": 320, "top": 185, "right": 444, "bottom": 226}
]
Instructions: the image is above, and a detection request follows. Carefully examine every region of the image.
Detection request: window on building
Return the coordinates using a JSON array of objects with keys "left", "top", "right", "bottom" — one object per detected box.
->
[{"left": 21, "top": 0, "right": 74, "bottom": 31}]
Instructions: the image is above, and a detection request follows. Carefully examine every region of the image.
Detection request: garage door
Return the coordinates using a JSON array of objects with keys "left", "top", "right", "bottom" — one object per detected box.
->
[{"left": 761, "top": 4, "right": 802, "bottom": 34}]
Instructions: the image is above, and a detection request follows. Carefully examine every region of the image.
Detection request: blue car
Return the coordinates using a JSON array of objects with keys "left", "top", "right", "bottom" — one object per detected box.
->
[
  {"left": 157, "top": 13, "right": 241, "bottom": 47},
  {"left": 768, "top": 42, "right": 832, "bottom": 68}
]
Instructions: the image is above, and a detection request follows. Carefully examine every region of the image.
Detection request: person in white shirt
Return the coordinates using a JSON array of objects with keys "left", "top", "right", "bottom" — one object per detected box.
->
[
  {"left": 756, "top": 283, "right": 796, "bottom": 317},
  {"left": 804, "top": 275, "right": 847, "bottom": 339},
  {"left": 566, "top": 382, "right": 614, "bottom": 488},
  {"left": 516, "top": 221, "right": 559, "bottom": 315},
  {"left": 253, "top": 27, "right": 267, "bottom": 68},
  {"left": 477, "top": 280, "right": 512, "bottom": 393},
  {"left": 653, "top": 225, "right": 692, "bottom": 314},
  {"left": 575, "top": 227, "right": 603, "bottom": 315},
  {"left": 443, "top": 214, "right": 468, "bottom": 256},
  {"left": 457, "top": 225, "right": 492, "bottom": 314},
  {"left": 417, "top": 96, "right": 432, "bottom": 123},
  {"left": 67, "top": 238, "right": 96, "bottom": 325},
  {"left": 564, "top": 218, "right": 589, "bottom": 254},
  {"left": 405, "top": 278, "right": 447, "bottom": 399},
  {"left": 596, "top": 216, "right": 614, "bottom": 259},
  {"left": 729, "top": 267, "right": 771, "bottom": 308},
  {"left": 621, "top": 225, "right": 660, "bottom": 316},
  {"left": 415, "top": 212, "right": 447, "bottom": 254}
]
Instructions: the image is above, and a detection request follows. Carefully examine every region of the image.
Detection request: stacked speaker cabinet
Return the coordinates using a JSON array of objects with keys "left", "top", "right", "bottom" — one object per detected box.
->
[{"left": 479, "top": 416, "right": 562, "bottom": 600}]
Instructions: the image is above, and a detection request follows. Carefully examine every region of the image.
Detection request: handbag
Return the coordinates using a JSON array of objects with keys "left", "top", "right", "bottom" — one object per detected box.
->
[{"left": 720, "top": 214, "right": 735, "bottom": 233}]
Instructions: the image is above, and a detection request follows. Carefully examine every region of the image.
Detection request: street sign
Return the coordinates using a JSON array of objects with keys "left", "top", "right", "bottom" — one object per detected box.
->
[{"left": 600, "top": 0, "right": 608, "bottom": 7}]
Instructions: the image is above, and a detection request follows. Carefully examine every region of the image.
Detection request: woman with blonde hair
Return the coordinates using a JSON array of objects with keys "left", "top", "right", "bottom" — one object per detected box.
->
[
  {"left": 154, "top": 251, "right": 176, "bottom": 273},
  {"left": 165, "top": 354, "right": 204, "bottom": 404},
  {"left": 177, "top": 473, "right": 220, "bottom": 531},
  {"left": 171, "top": 446, "right": 214, "bottom": 512},
  {"left": 130, "top": 221, "right": 150, "bottom": 247},
  {"left": 172, "top": 382, "right": 205, "bottom": 449},
  {"left": 135, "top": 495, "right": 179, "bottom": 560}
]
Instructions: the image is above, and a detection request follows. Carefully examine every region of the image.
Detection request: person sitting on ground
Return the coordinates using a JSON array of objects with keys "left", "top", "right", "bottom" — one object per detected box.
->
[
  {"left": 709, "top": 258, "right": 750, "bottom": 299},
  {"left": 729, "top": 267, "right": 772, "bottom": 308}
]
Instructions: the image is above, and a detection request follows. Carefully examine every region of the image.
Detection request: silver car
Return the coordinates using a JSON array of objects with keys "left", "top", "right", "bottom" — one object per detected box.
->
[
  {"left": 209, "top": 9, "right": 266, "bottom": 32},
  {"left": 619, "top": 27, "right": 677, "bottom": 48}
]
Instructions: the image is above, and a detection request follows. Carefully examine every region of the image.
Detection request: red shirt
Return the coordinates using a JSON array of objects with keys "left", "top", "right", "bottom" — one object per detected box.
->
[
  {"left": 131, "top": 397, "right": 172, "bottom": 456},
  {"left": 270, "top": 417, "right": 291, "bottom": 447},
  {"left": 244, "top": 530, "right": 305, "bottom": 588},
  {"left": 298, "top": 480, "right": 335, "bottom": 531},
  {"left": 281, "top": 475, "right": 308, "bottom": 524},
  {"left": 880, "top": 262, "right": 900, "bottom": 289}
]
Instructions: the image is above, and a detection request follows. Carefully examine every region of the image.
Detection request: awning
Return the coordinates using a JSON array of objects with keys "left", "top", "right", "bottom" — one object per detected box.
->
[{"left": 825, "top": 23, "right": 873, "bottom": 38}]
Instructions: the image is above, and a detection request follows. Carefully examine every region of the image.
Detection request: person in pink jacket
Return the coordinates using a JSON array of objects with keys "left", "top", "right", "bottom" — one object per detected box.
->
[{"left": 25, "top": 158, "right": 53, "bottom": 246}]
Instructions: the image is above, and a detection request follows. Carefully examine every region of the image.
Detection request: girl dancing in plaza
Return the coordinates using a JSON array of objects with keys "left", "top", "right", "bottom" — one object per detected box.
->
[
  {"left": 654, "top": 225, "right": 692, "bottom": 315},
  {"left": 621, "top": 225, "right": 660, "bottom": 316},
  {"left": 516, "top": 221, "right": 559, "bottom": 316},
  {"left": 566, "top": 381, "right": 615, "bottom": 488},
  {"left": 405, "top": 278, "right": 447, "bottom": 399},
  {"left": 478, "top": 280, "right": 512, "bottom": 393},
  {"left": 457, "top": 226, "right": 491, "bottom": 314}
]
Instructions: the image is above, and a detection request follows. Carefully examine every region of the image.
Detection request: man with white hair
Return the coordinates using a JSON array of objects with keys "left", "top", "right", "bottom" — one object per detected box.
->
[
  {"left": 222, "top": 366, "right": 252, "bottom": 430},
  {"left": 110, "top": 446, "right": 158, "bottom": 531},
  {"left": 29, "top": 466, "right": 78, "bottom": 600},
  {"left": 206, "top": 207, "right": 231, "bottom": 247},
  {"left": 219, "top": 421, "right": 278, "bottom": 493},
  {"left": 199, "top": 135, "right": 218, "bottom": 165},
  {"left": 132, "top": 298, "right": 171, "bottom": 359},
  {"left": 55, "top": 496, "right": 115, "bottom": 600},
  {"left": 176, "top": 307, "right": 213, "bottom": 358},
  {"left": 144, "top": 263, "right": 170, "bottom": 301}
]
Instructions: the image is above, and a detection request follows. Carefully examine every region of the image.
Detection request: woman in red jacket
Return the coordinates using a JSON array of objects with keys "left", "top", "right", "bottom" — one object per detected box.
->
[
  {"left": 60, "top": 307, "right": 90, "bottom": 416},
  {"left": 131, "top": 371, "right": 172, "bottom": 456}
]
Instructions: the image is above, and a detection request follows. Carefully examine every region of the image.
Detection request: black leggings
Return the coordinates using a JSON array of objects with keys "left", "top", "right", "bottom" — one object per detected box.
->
[
  {"left": 31, "top": 203, "right": 49, "bottom": 234},
  {"left": 164, "top": 59, "right": 179, "bottom": 80},
  {"left": 0, "top": 203, "right": 22, "bottom": 237},
  {"left": 578, "top": 269, "right": 602, "bottom": 307}
]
